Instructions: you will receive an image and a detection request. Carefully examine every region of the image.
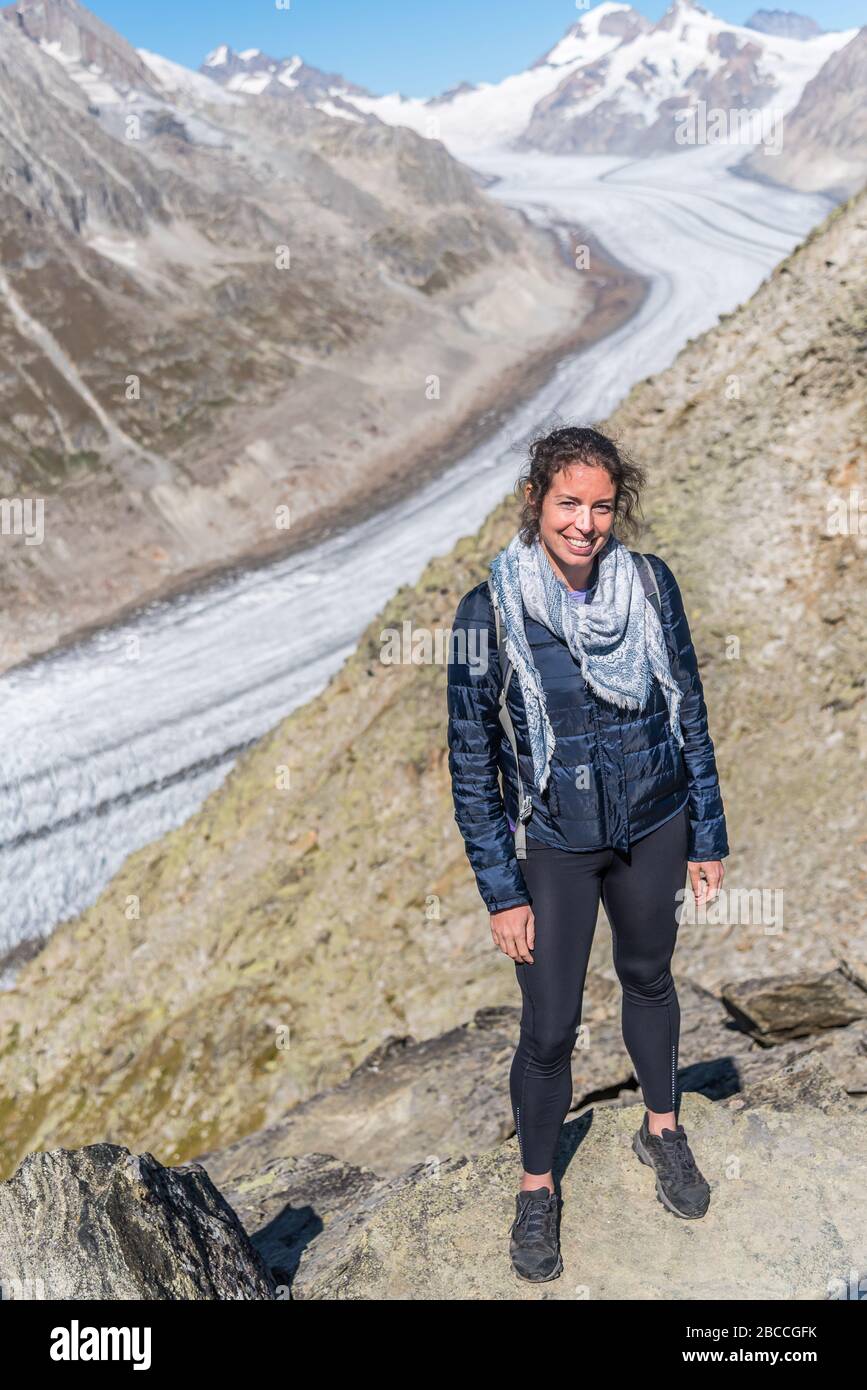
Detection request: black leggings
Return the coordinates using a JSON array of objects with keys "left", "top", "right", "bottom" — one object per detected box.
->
[{"left": 510, "top": 805, "right": 688, "bottom": 1176}]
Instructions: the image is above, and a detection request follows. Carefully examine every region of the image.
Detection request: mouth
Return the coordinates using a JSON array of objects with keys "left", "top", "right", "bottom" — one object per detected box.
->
[{"left": 563, "top": 536, "right": 595, "bottom": 556}]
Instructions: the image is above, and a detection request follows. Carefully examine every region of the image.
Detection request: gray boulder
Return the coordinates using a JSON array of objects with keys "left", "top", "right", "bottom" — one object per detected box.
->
[
  {"left": 0, "top": 1144, "right": 276, "bottom": 1300},
  {"left": 722, "top": 964, "right": 867, "bottom": 1043}
]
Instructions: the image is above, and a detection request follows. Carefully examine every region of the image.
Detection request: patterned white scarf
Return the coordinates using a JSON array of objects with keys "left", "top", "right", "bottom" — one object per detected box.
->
[{"left": 488, "top": 531, "right": 684, "bottom": 794}]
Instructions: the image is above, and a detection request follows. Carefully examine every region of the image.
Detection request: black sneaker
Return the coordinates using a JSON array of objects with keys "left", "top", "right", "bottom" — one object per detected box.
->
[
  {"left": 509, "top": 1186, "right": 563, "bottom": 1282},
  {"left": 632, "top": 1112, "right": 711, "bottom": 1218}
]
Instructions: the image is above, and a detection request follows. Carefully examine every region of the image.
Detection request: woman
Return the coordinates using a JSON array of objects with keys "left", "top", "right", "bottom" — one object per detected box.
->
[{"left": 446, "top": 425, "right": 728, "bottom": 1283}]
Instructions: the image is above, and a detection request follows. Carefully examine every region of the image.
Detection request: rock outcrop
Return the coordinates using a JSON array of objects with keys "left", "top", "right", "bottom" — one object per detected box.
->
[
  {"left": 3, "top": 0, "right": 161, "bottom": 94},
  {"left": 722, "top": 962, "right": 867, "bottom": 1043},
  {"left": 192, "top": 970, "right": 860, "bottom": 1188},
  {"left": 0, "top": 1144, "right": 276, "bottom": 1299}
]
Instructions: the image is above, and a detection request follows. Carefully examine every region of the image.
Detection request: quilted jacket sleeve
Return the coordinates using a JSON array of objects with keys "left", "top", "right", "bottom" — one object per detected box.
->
[
  {"left": 647, "top": 555, "right": 730, "bottom": 862},
  {"left": 447, "top": 582, "right": 531, "bottom": 914}
]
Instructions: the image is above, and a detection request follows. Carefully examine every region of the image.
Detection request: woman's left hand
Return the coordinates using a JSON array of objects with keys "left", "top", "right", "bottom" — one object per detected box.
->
[{"left": 688, "top": 859, "right": 724, "bottom": 907}]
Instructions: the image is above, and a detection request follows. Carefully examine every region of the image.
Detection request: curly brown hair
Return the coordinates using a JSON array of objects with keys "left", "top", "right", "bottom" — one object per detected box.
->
[{"left": 515, "top": 424, "right": 646, "bottom": 544}]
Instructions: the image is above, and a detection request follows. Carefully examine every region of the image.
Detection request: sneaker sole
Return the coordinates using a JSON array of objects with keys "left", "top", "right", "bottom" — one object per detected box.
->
[{"left": 632, "top": 1130, "right": 710, "bottom": 1219}]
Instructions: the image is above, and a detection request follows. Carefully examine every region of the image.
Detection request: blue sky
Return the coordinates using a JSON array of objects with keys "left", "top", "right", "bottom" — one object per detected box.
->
[{"left": 86, "top": 0, "right": 866, "bottom": 96}]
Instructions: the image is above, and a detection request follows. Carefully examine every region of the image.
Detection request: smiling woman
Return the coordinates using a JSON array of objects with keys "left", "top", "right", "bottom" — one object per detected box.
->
[
  {"left": 514, "top": 424, "right": 644, "bottom": 589},
  {"left": 447, "top": 421, "right": 729, "bottom": 1282}
]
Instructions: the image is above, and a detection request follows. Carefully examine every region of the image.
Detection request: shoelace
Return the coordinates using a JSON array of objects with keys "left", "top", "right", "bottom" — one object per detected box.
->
[
  {"left": 517, "top": 1196, "right": 557, "bottom": 1242},
  {"left": 656, "top": 1130, "right": 699, "bottom": 1178}
]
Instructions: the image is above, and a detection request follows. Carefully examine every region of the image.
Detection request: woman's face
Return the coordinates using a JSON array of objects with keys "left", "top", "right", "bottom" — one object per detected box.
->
[{"left": 534, "top": 463, "right": 616, "bottom": 583}]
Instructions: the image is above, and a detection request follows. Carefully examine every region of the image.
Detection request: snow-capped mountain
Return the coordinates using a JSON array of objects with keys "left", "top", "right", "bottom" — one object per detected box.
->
[
  {"left": 514, "top": 0, "right": 850, "bottom": 155},
  {"left": 332, "top": 2, "right": 641, "bottom": 155},
  {"left": 4, "top": 0, "right": 860, "bottom": 209},
  {"left": 200, "top": 43, "right": 373, "bottom": 121},
  {"left": 336, "top": 1, "right": 856, "bottom": 159},
  {"left": 191, "top": 2, "right": 856, "bottom": 163},
  {"left": 11, "top": 0, "right": 858, "bottom": 175}
]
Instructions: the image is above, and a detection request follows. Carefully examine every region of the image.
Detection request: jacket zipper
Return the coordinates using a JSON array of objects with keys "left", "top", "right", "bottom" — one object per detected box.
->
[{"left": 587, "top": 683, "right": 611, "bottom": 843}]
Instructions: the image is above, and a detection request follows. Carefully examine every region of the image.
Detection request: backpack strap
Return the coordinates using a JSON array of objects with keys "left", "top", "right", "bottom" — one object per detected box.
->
[
  {"left": 630, "top": 551, "right": 662, "bottom": 620},
  {"left": 488, "top": 582, "right": 533, "bottom": 860}
]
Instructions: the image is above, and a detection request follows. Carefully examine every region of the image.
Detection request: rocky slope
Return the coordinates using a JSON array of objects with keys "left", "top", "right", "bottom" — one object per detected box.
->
[
  {"left": 169, "top": 985, "right": 867, "bottom": 1298},
  {"left": 3, "top": 0, "right": 160, "bottom": 94},
  {"left": 0, "top": 0, "right": 596, "bottom": 672},
  {"left": 0, "top": 188, "right": 863, "bottom": 1183},
  {"left": 175, "top": 965, "right": 867, "bottom": 1297},
  {"left": 285, "top": 1091, "right": 867, "bottom": 1299},
  {"left": 740, "top": 27, "right": 867, "bottom": 200}
]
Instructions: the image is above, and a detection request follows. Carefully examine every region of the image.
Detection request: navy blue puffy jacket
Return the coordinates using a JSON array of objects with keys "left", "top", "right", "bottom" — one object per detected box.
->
[{"left": 447, "top": 553, "right": 729, "bottom": 914}]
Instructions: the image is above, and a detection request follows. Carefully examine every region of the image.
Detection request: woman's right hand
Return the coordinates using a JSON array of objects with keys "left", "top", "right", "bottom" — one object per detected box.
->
[{"left": 490, "top": 904, "right": 535, "bottom": 963}]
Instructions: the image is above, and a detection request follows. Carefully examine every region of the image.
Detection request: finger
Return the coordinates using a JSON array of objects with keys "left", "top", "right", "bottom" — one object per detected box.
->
[
  {"left": 525, "top": 912, "right": 536, "bottom": 952},
  {"left": 508, "top": 934, "right": 527, "bottom": 967},
  {"left": 515, "top": 935, "right": 534, "bottom": 965}
]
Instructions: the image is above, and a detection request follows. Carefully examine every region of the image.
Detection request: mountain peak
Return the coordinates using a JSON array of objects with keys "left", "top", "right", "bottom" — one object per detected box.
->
[
  {"left": 538, "top": 3, "right": 648, "bottom": 70},
  {"left": 745, "top": 10, "right": 823, "bottom": 41},
  {"left": 202, "top": 43, "right": 231, "bottom": 68},
  {"left": 199, "top": 44, "right": 370, "bottom": 103},
  {"left": 655, "top": 0, "right": 713, "bottom": 26}
]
